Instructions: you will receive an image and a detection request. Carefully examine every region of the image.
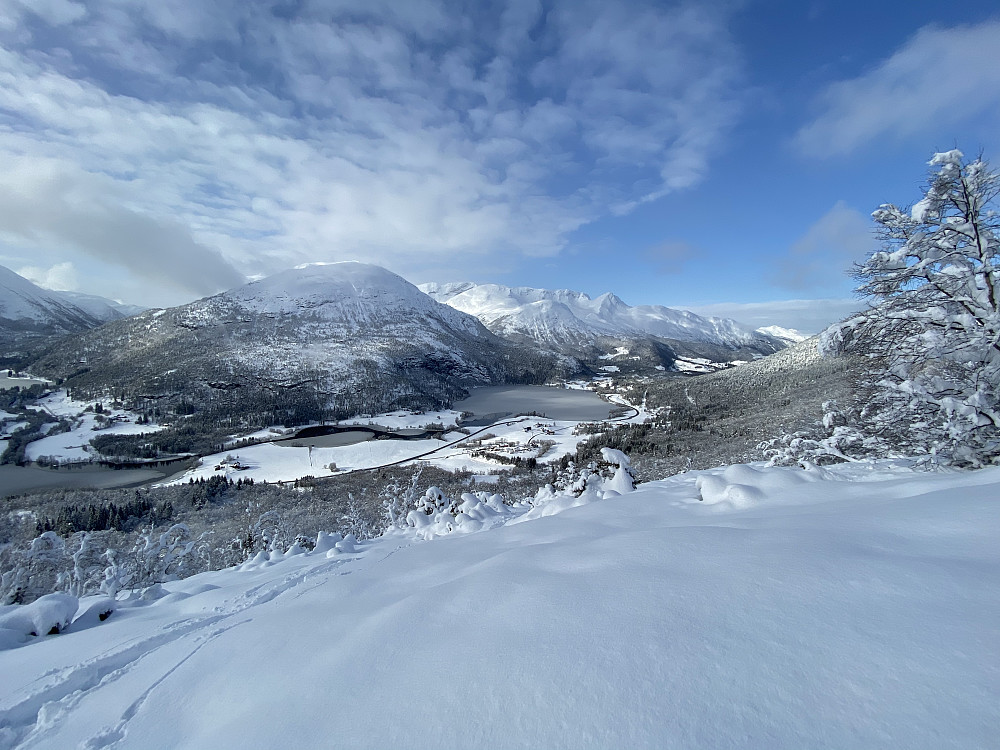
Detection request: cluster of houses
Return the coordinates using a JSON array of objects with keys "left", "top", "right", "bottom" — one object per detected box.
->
[{"left": 214, "top": 455, "right": 250, "bottom": 472}]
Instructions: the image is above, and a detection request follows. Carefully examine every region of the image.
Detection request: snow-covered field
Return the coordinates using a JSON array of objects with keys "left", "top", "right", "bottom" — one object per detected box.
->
[
  {"left": 8, "top": 384, "right": 651, "bottom": 486},
  {"left": 2, "top": 460, "right": 997, "bottom": 749},
  {"left": 167, "top": 390, "right": 652, "bottom": 485},
  {"left": 23, "top": 392, "right": 163, "bottom": 464},
  {"left": 170, "top": 414, "right": 618, "bottom": 484}
]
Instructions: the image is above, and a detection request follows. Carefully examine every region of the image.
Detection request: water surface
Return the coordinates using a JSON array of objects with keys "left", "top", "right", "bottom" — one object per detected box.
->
[
  {"left": 0, "top": 464, "right": 169, "bottom": 499},
  {"left": 455, "top": 385, "right": 612, "bottom": 422},
  {"left": 0, "top": 374, "right": 48, "bottom": 390}
]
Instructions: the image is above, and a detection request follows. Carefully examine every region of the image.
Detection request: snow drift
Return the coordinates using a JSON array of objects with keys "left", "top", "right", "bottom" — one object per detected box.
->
[{"left": 0, "top": 460, "right": 996, "bottom": 749}]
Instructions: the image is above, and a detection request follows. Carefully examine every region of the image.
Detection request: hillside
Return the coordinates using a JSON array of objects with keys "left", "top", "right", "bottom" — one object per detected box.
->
[
  {"left": 0, "top": 265, "right": 147, "bottom": 364},
  {"left": 0, "top": 267, "right": 101, "bottom": 360},
  {"left": 27, "top": 263, "right": 577, "bottom": 427},
  {"left": 608, "top": 338, "right": 858, "bottom": 478},
  {"left": 1, "top": 461, "right": 996, "bottom": 749}
]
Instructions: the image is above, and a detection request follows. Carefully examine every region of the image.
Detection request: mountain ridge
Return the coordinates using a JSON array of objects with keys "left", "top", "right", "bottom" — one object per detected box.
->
[
  {"left": 420, "top": 281, "right": 786, "bottom": 368},
  {"left": 1, "top": 264, "right": 147, "bottom": 359},
  {"left": 29, "top": 263, "right": 576, "bottom": 425}
]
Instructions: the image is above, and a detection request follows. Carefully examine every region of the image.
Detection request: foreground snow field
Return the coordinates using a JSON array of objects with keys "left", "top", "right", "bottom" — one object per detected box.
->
[{"left": 1, "top": 462, "right": 998, "bottom": 749}]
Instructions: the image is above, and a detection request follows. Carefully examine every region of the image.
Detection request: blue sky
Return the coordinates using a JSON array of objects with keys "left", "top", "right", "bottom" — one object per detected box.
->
[{"left": 0, "top": 0, "right": 998, "bottom": 332}]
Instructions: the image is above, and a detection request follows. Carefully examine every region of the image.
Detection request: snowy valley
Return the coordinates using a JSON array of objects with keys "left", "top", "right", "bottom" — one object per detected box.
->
[
  {"left": 2, "top": 0, "right": 999, "bottom": 745},
  {"left": 2, "top": 193, "right": 999, "bottom": 750}
]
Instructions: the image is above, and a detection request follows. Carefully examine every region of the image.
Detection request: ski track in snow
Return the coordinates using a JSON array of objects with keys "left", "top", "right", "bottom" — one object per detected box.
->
[
  {"left": 0, "top": 552, "right": 373, "bottom": 750},
  {"left": 1, "top": 463, "right": 997, "bottom": 749}
]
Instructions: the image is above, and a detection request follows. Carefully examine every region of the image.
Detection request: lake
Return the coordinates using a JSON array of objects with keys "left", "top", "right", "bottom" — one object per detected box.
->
[
  {"left": 454, "top": 385, "right": 612, "bottom": 423},
  {"left": 280, "top": 430, "right": 376, "bottom": 448},
  {"left": 0, "top": 464, "right": 172, "bottom": 499},
  {"left": 0, "top": 374, "right": 49, "bottom": 390}
]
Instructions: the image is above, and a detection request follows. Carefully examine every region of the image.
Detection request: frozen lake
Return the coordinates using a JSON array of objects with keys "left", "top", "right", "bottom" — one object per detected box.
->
[{"left": 455, "top": 385, "right": 612, "bottom": 423}]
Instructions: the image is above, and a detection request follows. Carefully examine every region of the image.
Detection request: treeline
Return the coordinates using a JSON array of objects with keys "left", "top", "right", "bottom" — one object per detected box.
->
[{"left": 35, "top": 496, "right": 175, "bottom": 535}]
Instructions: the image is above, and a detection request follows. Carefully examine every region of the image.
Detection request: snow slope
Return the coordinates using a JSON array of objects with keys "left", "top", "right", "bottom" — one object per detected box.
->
[
  {"left": 0, "top": 265, "right": 145, "bottom": 354},
  {"left": 421, "top": 281, "right": 785, "bottom": 354},
  {"left": 0, "top": 266, "right": 102, "bottom": 344},
  {"left": 1, "top": 461, "right": 996, "bottom": 749},
  {"left": 52, "top": 292, "right": 144, "bottom": 322}
]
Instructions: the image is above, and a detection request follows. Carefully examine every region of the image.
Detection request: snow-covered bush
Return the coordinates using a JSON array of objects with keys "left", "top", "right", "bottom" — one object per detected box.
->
[
  {"left": 405, "top": 487, "right": 513, "bottom": 540},
  {"left": 0, "top": 593, "right": 79, "bottom": 648},
  {"left": 761, "top": 401, "right": 887, "bottom": 467},
  {"left": 600, "top": 447, "right": 636, "bottom": 494},
  {"left": 123, "top": 524, "right": 205, "bottom": 591},
  {"left": 381, "top": 468, "right": 423, "bottom": 530},
  {"left": 0, "top": 531, "right": 107, "bottom": 605}
]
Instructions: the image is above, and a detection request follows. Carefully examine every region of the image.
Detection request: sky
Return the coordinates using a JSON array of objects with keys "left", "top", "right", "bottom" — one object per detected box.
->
[{"left": 0, "top": 0, "right": 998, "bottom": 333}]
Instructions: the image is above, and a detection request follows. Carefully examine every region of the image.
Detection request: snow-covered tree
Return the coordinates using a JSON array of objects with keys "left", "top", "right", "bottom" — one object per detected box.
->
[{"left": 825, "top": 149, "right": 1000, "bottom": 465}]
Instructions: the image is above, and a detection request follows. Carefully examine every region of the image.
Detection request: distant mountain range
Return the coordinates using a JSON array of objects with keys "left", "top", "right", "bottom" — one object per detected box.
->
[
  {"left": 0, "top": 264, "right": 144, "bottom": 358},
  {"left": 28, "top": 263, "right": 575, "bottom": 423},
  {"left": 11, "top": 261, "right": 798, "bottom": 423},
  {"left": 755, "top": 325, "right": 810, "bottom": 346},
  {"left": 420, "top": 281, "right": 785, "bottom": 371}
]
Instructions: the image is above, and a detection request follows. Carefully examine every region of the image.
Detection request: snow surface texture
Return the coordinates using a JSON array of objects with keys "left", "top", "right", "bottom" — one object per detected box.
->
[
  {"left": 1, "top": 461, "right": 996, "bottom": 749},
  {"left": 420, "top": 281, "right": 785, "bottom": 352}
]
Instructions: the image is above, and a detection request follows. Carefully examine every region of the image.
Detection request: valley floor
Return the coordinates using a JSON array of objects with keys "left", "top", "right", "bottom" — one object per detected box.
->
[{"left": 2, "top": 460, "right": 997, "bottom": 749}]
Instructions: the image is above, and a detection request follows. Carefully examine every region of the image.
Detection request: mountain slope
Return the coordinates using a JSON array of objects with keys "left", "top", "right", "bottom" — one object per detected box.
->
[
  {"left": 1, "top": 265, "right": 103, "bottom": 355},
  {"left": 29, "top": 263, "right": 573, "bottom": 423},
  {"left": 54, "top": 291, "right": 145, "bottom": 322},
  {"left": 421, "top": 281, "right": 785, "bottom": 369},
  {"left": 0, "top": 265, "right": 145, "bottom": 359},
  {"left": 756, "top": 325, "right": 809, "bottom": 346}
]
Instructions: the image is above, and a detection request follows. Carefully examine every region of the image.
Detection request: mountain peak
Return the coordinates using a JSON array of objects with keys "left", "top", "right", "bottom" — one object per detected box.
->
[{"left": 421, "top": 280, "right": 784, "bottom": 357}]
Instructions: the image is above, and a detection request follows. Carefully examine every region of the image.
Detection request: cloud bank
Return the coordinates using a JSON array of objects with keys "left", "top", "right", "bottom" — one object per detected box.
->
[{"left": 0, "top": 0, "right": 745, "bottom": 302}]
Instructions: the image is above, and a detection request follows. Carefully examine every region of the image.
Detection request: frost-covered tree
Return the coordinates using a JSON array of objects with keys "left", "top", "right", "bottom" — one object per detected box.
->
[{"left": 824, "top": 149, "right": 1000, "bottom": 465}]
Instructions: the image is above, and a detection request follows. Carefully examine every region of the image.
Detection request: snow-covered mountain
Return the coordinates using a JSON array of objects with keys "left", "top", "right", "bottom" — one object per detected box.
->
[
  {"left": 0, "top": 265, "right": 144, "bottom": 356},
  {"left": 55, "top": 291, "right": 145, "bottom": 322},
  {"left": 756, "top": 325, "right": 810, "bottom": 346},
  {"left": 420, "top": 281, "right": 785, "bottom": 369},
  {"left": 30, "top": 263, "right": 574, "bottom": 421},
  {"left": 1, "top": 265, "right": 103, "bottom": 353}
]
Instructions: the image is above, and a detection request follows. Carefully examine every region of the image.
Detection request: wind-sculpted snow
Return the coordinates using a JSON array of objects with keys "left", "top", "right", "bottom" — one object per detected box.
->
[{"left": 0, "top": 461, "right": 996, "bottom": 748}]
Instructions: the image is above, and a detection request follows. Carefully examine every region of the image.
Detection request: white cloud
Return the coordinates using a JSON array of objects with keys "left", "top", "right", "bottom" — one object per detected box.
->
[
  {"left": 0, "top": 157, "right": 245, "bottom": 297},
  {"left": 681, "top": 298, "right": 863, "bottom": 335},
  {"left": 775, "top": 201, "right": 872, "bottom": 290},
  {"left": 0, "top": 0, "right": 86, "bottom": 29},
  {"left": 17, "top": 261, "right": 77, "bottom": 290},
  {"left": 797, "top": 20, "right": 1000, "bottom": 156},
  {"left": 0, "top": 0, "right": 745, "bottom": 302}
]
